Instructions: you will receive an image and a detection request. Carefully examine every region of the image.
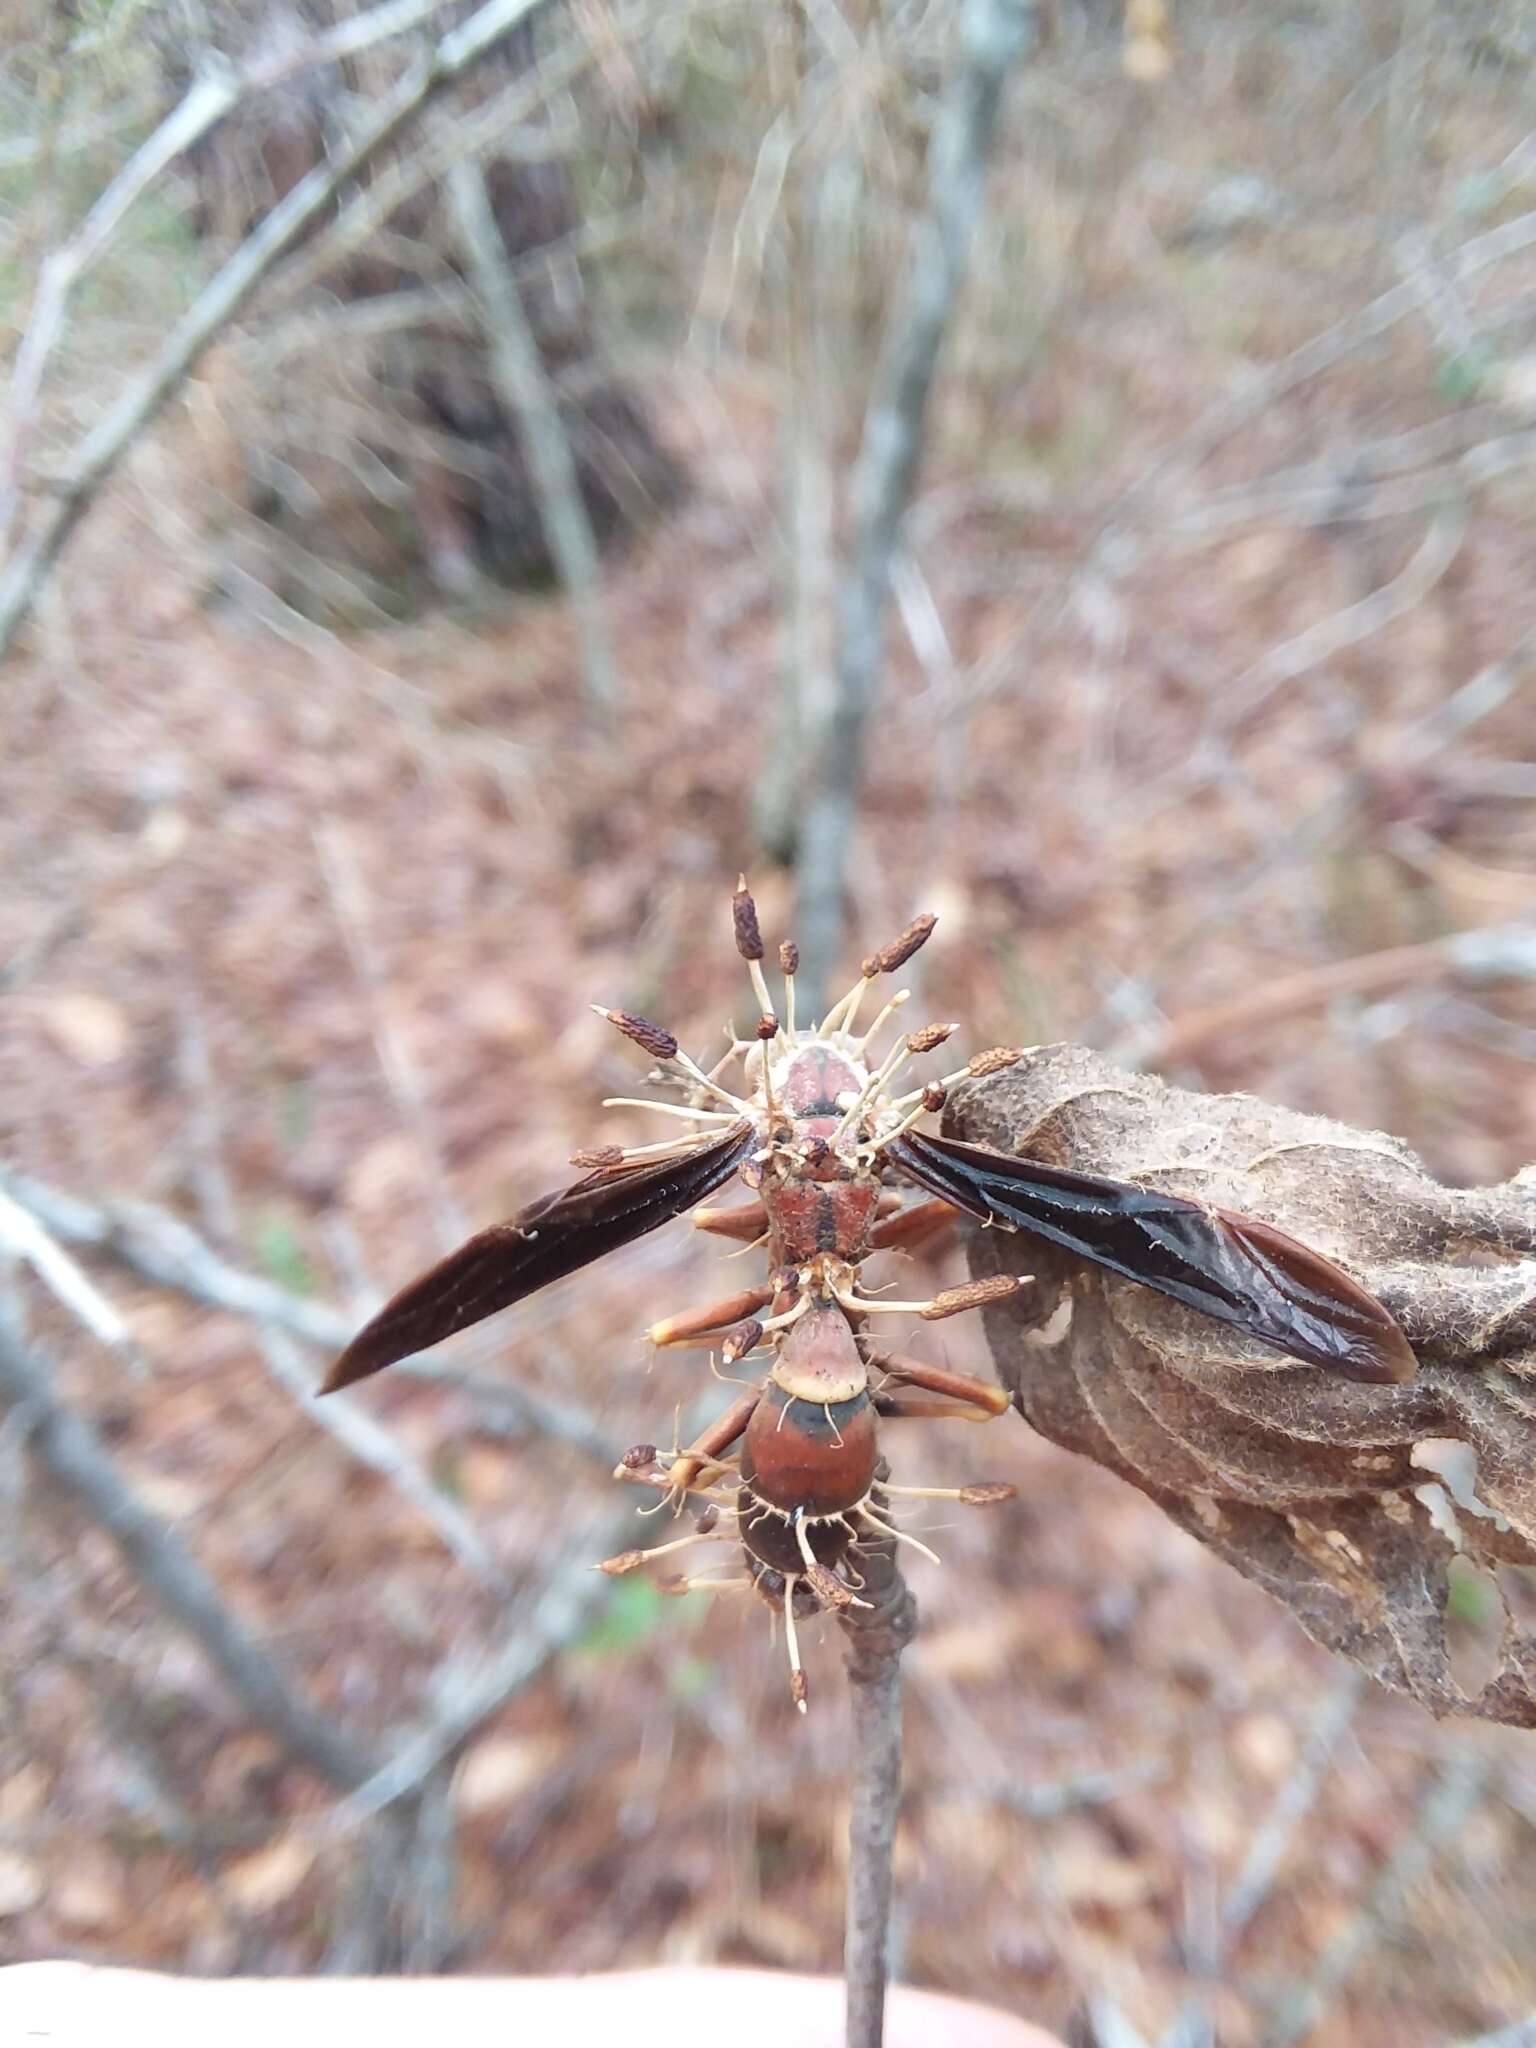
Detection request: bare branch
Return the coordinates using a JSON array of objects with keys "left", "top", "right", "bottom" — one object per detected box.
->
[
  {"left": 327, "top": 1512, "right": 626, "bottom": 1827},
  {"left": 1264, "top": 1749, "right": 1489, "bottom": 2047},
  {"left": 0, "top": 1163, "right": 614, "bottom": 1463},
  {"left": 793, "top": 0, "right": 1039, "bottom": 1009},
  {"left": 837, "top": 1478, "right": 918, "bottom": 2048},
  {"left": 1190, "top": 505, "right": 1467, "bottom": 736},
  {"left": 1097, "top": 206, "right": 1536, "bottom": 541},
  {"left": 1220, "top": 1668, "right": 1364, "bottom": 1947},
  {"left": 2, "top": 69, "right": 240, "bottom": 549},
  {"left": 1109, "top": 920, "right": 1536, "bottom": 1071},
  {"left": 446, "top": 157, "right": 619, "bottom": 721},
  {"left": 0, "top": 0, "right": 554, "bottom": 658},
  {"left": 0, "top": 1183, "right": 138, "bottom": 1366},
  {"left": 0, "top": 1312, "right": 377, "bottom": 1792},
  {"left": 252, "top": 1320, "right": 509, "bottom": 1591}
]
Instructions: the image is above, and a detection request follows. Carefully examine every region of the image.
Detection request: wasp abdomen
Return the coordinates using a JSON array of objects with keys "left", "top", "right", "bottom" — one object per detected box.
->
[{"left": 741, "top": 1384, "right": 878, "bottom": 1518}]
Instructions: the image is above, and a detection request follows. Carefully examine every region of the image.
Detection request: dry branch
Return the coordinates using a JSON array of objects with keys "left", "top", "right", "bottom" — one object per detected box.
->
[
  {"left": 446, "top": 156, "right": 618, "bottom": 719},
  {"left": 328, "top": 1509, "right": 628, "bottom": 1826},
  {"left": 952, "top": 1046, "right": 1536, "bottom": 1725},
  {"left": 1097, "top": 205, "right": 1536, "bottom": 542},
  {"left": 1109, "top": 921, "right": 1536, "bottom": 1071},
  {"left": 252, "top": 1318, "right": 509, "bottom": 1589},
  {"left": 0, "top": 0, "right": 553, "bottom": 658},
  {"left": 793, "top": 0, "right": 1039, "bottom": 1008},
  {"left": 2, "top": 70, "right": 239, "bottom": 550},
  {"left": 0, "top": 1311, "right": 377, "bottom": 1791},
  {"left": 0, "top": 1183, "right": 137, "bottom": 1366},
  {"left": 0, "top": 1161, "right": 614, "bottom": 1462},
  {"left": 1264, "top": 1748, "right": 1489, "bottom": 2046},
  {"left": 836, "top": 1482, "right": 918, "bottom": 2048}
]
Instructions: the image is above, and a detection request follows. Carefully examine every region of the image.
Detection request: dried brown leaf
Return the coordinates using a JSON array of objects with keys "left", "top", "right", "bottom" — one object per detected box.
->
[{"left": 952, "top": 1045, "right": 1536, "bottom": 1726}]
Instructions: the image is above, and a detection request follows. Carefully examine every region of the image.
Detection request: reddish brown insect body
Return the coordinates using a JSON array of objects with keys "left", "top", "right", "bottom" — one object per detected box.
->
[{"left": 326, "top": 883, "right": 1417, "bottom": 1711}]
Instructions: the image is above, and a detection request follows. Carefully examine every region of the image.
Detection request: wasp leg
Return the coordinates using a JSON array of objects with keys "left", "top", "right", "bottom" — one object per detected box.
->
[
  {"left": 868, "top": 1197, "right": 962, "bottom": 1255},
  {"left": 869, "top": 1352, "right": 1011, "bottom": 1423},
  {"left": 692, "top": 1200, "right": 769, "bottom": 1242},
  {"left": 655, "top": 1574, "right": 754, "bottom": 1597},
  {"left": 663, "top": 1386, "right": 763, "bottom": 1494},
  {"left": 648, "top": 1285, "right": 775, "bottom": 1346},
  {"left": 839, "top": 1274, "right": 1025, "bottom": 1322},
  {"left": 877, "top": 1480, "right": 1016, "bottom": 1505},
  {"left": 598, "top": 1526, "right": 726, "bottom": 1576}
]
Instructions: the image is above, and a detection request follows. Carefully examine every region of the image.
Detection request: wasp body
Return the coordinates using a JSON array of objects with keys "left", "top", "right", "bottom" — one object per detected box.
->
[{"left": 326, "top": 885, "right": 1416, "bottom": 1709}]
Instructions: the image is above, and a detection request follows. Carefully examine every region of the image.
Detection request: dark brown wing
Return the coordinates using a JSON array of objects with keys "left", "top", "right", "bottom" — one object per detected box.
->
[
  {"left": 886, "top": 1130, "right": 1415, "bottom": 1384},
  {"left": 322, "top": 1122, "right": 756, "bottom": 1393}
]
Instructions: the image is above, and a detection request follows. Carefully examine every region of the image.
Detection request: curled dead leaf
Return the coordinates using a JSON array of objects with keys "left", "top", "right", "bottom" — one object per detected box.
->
[{"left": 953, "top": 1045, "right": 1536, "bottom": 1726}]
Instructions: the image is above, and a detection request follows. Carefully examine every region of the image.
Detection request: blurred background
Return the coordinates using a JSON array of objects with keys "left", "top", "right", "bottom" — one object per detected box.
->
[{"left": 3, "top": 1, "right": 1536, "bottom": 2040}]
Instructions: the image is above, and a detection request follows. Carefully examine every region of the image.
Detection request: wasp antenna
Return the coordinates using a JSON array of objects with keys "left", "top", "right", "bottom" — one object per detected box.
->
[
  {"left": 733, "top": 880, "right": 777, "bottom": 1020},
  {"left": 733, "top": 877, "right": 764, "bottom": 962},
  {"left": 863, "top": 914, "right": 937, "bottom": 980},
  {"left": 778, "top": 940, "right": 799, "bottom": 1041},
  {"left": 592, "top": 1006, "right": 679, "bottom": 1062}
]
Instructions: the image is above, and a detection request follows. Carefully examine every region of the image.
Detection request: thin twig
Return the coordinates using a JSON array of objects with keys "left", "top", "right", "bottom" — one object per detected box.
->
[
  {"left": 0, "top": 0, "right": 508, "bottom": 552},
  {"left": 1077, "top": 629, "right": 1536, "bottom": 1049},
  {"left": 0, "top": 1162, "right": 614, "bottom": 1463},
  {"left": 261, "top": 0, "right": 737, "bottom": 314},
  {"left": 838, "top": 1480, "right": 919, "bottom": 2048},
  {"left": 1156, "top": 1669, "right": 1365, "bottom": 2048},
  {"left": 446, "top": 156, "right": 619, "bottom": 721},
  {"left": 793, "top": 0, "right": 1039, "bottom": 1010},
  {"left": 1221, "top": 1668, "right": 1364, "bottom": 1946},
  {"left": 1262, "top": 1749, "right": 1489, "bottom": 2048},
  {"left": 326, "top": 1510, "right": 629, "bottom": 1827},
  {"left": 255, "top": 1318, "right": 510, "bottom": 1590},
  {"left": 1110, "top": 920, "right": 1536, "bottom": 1070},
  {"left": 2, "top": 70, "right": 240, "bottom": 549},
  {"left": 1095, "top": 206, "right": 1536, "bottom": 543},
  {"left": 0, "top": 1310, "right": 378, "bottom": 1792},
  {"left": 0, "top": 1182, "right": 138, "bottom": 1367},
  {"left": 1183, "top": 505, "right": 1467, "bottom": 744}
]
